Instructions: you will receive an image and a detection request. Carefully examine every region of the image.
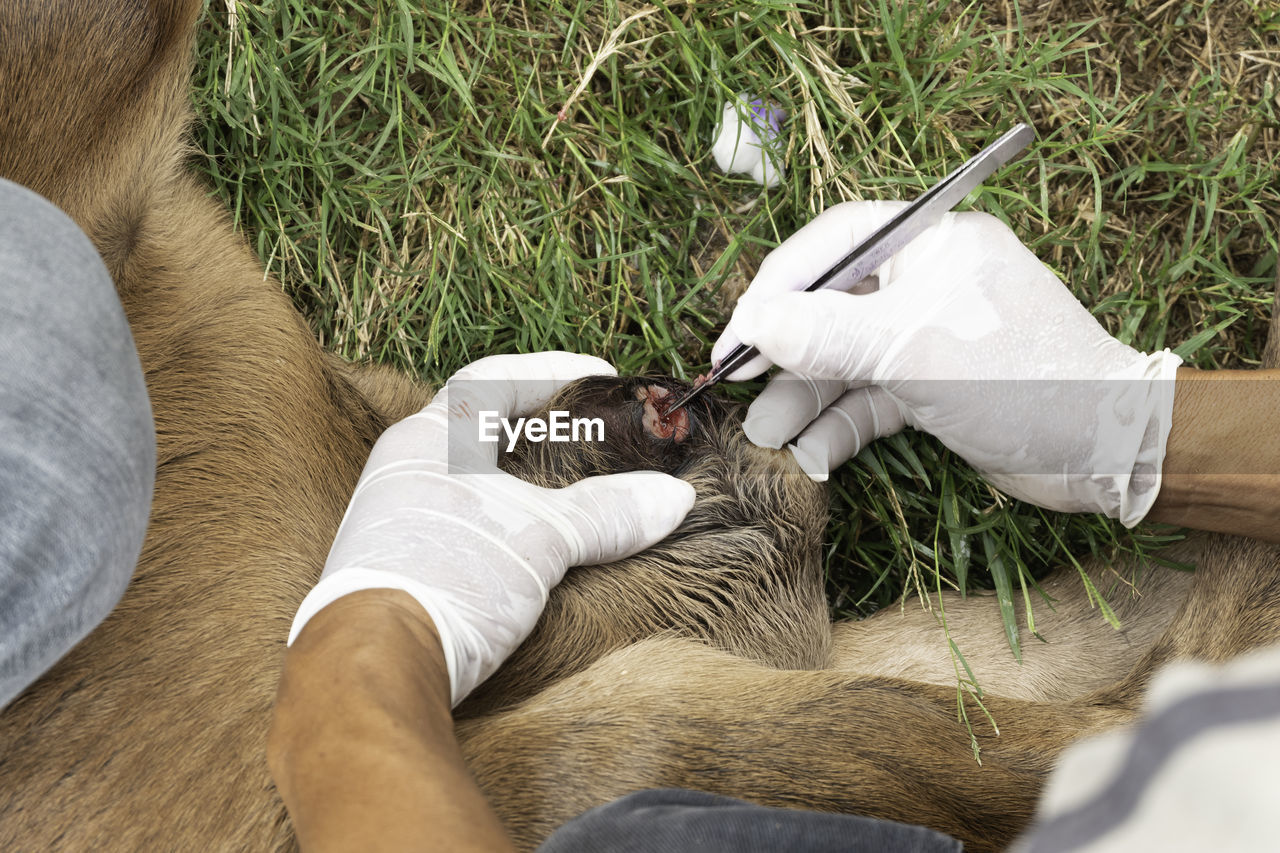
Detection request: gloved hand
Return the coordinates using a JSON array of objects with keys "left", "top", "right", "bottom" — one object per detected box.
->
[
  {"left": 712, "top": 201, "right": 1183, "bottom": 526},
  {"left": 287, "top": 352, "right": 696, "bottom": 705}
]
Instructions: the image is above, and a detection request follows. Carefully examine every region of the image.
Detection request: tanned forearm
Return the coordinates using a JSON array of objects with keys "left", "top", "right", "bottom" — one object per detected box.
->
[
  {"left": 268, "top": 589, "right": 516, "bottom": 853},
  {"left": 1147, "top": 367, "right": 1280, "bottom": 543}
]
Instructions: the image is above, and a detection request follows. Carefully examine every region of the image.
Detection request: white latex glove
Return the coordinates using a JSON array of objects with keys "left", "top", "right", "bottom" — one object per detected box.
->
[
  {"left": 711, "top": 201, "right": 1183, "bottom": 526},
  {"left": 287, "top": 352, "right": 696, "bottom": 706}
]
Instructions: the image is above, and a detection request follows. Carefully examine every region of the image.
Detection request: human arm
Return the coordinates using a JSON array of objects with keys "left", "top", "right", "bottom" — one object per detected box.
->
[
  {"left": 269, "top": 589, "right": 514, "bottom": 853},
  {"left": 1145, "top": 367, "right": 1280, "bottom": 542},
  {"left": 268, "top": 352, "right": 696, "bottom": 850}
]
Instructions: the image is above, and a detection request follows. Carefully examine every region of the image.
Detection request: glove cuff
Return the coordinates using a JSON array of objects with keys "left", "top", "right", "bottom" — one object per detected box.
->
[
  {"left": 287, "top": 568, "right": 474, "bottom": 706},
  {"left": 1112, "top": 348, "right": 1183, "bottom": 526},
  {"left": 981, "top": 348, "right": 1182, "bottom": 525}
]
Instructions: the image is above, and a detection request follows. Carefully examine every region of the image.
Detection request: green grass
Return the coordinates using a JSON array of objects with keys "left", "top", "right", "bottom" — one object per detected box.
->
[{"left": 192, "top": 0, "right": 1279, "bottom": 656}]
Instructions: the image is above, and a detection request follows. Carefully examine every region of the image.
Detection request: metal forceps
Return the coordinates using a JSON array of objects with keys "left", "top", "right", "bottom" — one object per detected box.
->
[{"left": 664, "top": 122, "right": 1035, "bottom": 414}]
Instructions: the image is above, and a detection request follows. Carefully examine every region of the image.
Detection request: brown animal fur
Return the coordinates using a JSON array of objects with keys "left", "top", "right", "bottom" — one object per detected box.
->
[
  {"left": 0, "top": 3, "right": 1278, "bottom": 851},
  {"left": 466, "top": 375, "right": 832, "bottom": 716}
]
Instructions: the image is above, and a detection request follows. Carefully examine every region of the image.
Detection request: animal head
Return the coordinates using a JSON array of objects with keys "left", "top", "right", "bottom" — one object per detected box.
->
[{"left": 457, "top": 375, "right": 832, "bottom": 717}]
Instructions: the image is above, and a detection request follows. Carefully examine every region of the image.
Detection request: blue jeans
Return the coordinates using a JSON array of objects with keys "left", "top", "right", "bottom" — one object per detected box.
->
[
  {"left": 538, "top": 789, "right": 963, "bottom": 852},
  {"left": 0, "top": 179, "right": 154, "bottom": 709}
]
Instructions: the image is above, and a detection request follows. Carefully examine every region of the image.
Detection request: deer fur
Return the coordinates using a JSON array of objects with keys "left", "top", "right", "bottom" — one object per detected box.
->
[{"left": 1, "top": 2, "right": 1277, "bottom": 851}]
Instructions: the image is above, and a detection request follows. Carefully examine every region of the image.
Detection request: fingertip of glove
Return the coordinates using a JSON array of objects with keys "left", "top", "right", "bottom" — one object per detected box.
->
[
  {"left": 543, "top": 351, "right": 619, "bottom": 380},
  {"left": 733, "top": 293, "right": 808, "bottom": 364},
  {"left": 710, "top": 326, "right": 744, "bottom": 365},
  {"left": 742, "top": 412, "right": 786, "bottom": 449},
  {"left": 641, "top": 470, "right": 697, "bottom": 509},
  {"left": 714, "top": 295, "right": 765, "bottom": 362},
  {"left": 599, "top": 469, "right": 695, "bottom": 509},
  {"left": 732, "top": 297, "right": 764, "bottom": 342},
  {"left": 789, "top": 441, "right": 831, "bottom": 482},
  {"left": 614, "top": 471, "right": 696, "bottom": 535}
]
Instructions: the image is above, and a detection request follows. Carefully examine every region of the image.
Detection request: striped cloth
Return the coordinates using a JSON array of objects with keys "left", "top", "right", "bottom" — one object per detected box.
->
[{"left": 1016, "top": 643, "right": 1280, "bottom": 852}]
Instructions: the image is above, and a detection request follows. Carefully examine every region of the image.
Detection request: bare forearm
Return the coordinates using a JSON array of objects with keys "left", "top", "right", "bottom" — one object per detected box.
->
[
  {"left": 1147, "top": 368, "right": 1280, "bottom": 543},
  {"left": 268, "top": 589, "right": 515, "bottom": 853}
]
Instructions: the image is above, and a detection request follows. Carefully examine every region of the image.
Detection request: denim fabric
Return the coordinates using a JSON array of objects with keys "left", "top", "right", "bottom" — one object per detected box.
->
[
  {"left": 538, "top": 788, "right": 964, "bottom": 853},
  {"left": 0, "top": 178, "right": 154, "bottom": 709}
]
